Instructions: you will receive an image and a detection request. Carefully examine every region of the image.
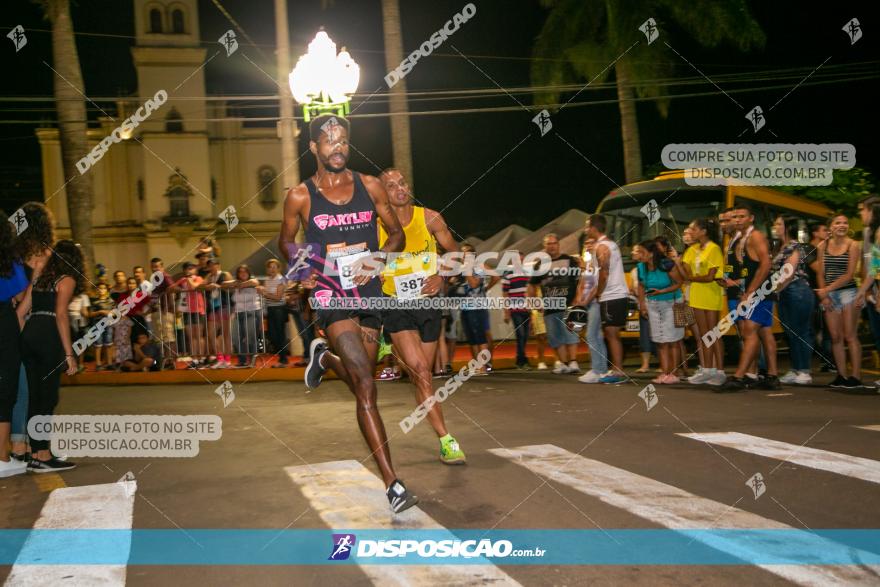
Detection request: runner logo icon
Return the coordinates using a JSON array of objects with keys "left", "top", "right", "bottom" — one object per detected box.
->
[{"left": 329, "top": 533, "right": 356, "bottom": 560}]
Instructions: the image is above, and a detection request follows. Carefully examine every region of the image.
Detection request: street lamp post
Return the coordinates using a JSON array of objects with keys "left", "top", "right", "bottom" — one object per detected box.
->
[{"left": 289, "top": 30, "right": 359, "bottom": 122}]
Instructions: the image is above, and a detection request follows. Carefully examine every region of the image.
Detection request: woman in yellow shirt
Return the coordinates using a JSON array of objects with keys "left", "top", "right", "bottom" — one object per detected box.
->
[{"left": 681, "top": 218, "right": 726, "bottom": 385}]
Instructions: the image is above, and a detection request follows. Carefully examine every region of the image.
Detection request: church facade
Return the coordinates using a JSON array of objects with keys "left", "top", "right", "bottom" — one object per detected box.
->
[{"left": 37, "top": 0, "right": 289, "bottom": 274}]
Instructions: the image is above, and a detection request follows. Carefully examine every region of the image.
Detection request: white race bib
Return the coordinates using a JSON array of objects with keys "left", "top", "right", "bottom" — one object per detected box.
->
[
  {"left": 335, "top": 251, "right": 372, "bottom": 290},
  {"left": 394, "top": 271, "right": 429, "bottom": 299}
]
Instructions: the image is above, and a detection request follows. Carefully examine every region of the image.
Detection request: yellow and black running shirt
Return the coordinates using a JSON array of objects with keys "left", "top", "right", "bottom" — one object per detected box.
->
[{"left": 378, "top": 206, "right": 438, "bottom": 298}]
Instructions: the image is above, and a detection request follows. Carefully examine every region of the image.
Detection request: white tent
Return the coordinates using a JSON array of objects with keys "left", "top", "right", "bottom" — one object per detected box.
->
[
  {"left": 483, "top": 209, "right": 589, "bottom": 342},
  {"left": 475, "top": 224, "right": 532, "bottom": 254}
]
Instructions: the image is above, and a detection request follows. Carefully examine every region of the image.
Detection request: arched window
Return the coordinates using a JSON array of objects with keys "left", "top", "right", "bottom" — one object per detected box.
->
[
  {"left": 258, "top": 166, "right": 277, "bottom": 209},
  {"left": 149, "top": 8, "right": 163, "bottom": 33},
  {"left": 165, "top": 108, "right": 183, "bottom": 132},
  {"left": 164, "top": 170, "right": 192, "bottom": 219},
  {"left": 171, "top": 9, "right": 185, "bottom": 34}
]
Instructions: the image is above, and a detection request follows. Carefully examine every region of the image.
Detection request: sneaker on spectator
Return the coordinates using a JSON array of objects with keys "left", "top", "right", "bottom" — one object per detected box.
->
[
  {"left": 599, "top": 372, "right": 626, "bottom": 384},
  {"left": 537, "top": 362, "right": 548, "bottom": 370},
  {"left": 687, "top": 367, "right": 714, "bottom": 384},
  {"left": 566, "top": 361, "right": 580, "bottom": 374},
  {"left": 707, "top": 371, "right": 727, "bottom": 386},
  {"left": 552, "top": 361, "right": 567, "bottom": 374},
  {"left": 0, "top": 458, "right": 26, "bottom": 478},
  {"left": 794, "top": 372, "right": 813, "bottom": 385},
  {"left": 578, "top": 370, "right": 602, "bottom": 384},
  {"left": 376, "top": 367, "right": 396, "bottom": 381},
  {"left": 779, "top": 370, "right": 799, "bottom": 384}
]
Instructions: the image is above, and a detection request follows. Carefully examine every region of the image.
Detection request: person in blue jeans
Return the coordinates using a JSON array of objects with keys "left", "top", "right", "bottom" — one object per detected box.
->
[
  {"left": 772, "top": 216, "right": 815, "bottom": 385},
  {"left": 576, "top": 238, "right": 608, "bottom": 383}
]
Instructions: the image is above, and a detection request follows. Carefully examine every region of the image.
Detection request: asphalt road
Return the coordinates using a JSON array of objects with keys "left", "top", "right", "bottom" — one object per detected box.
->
[{"left": 1, "top": 369, "right": 879, "bottom": 586}]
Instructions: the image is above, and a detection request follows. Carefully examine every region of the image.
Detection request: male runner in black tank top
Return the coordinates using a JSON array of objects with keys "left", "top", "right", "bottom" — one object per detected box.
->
[
  {"left": 718, "top": 204, "right": 780, "bottom": 392},
  {"left": 277, "top": 114, "right": 418, "bottom": 513}
]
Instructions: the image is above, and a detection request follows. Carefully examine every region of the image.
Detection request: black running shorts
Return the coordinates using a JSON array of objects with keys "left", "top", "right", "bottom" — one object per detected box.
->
[
  {"left": 600, "top": 297, "right": 628, "bottom": 327},
  {"left": 382, "top": 309, "right": 442, "bottom": 342},
  {"left": 315, "top": 309, "right": 382, "bottom": 332}
]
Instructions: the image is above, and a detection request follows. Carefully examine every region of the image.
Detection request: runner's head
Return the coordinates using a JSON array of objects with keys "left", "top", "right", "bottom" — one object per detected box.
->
[
  {"left": 309, "top": 115, "right": 350, "bottom": 174},
  {"left": 585, "top": 214, "right": 607, "bottom": 239},
  {"left": 732, "top": 204, "right": 754, "bottom": 232},
  {"left": 380, "top": 167, "right": 413, "bottom": 207},
  {"left": 542, "top": 232, "right": 560, "bottom": 257},
  {"left": 827, "top": 213, "right": 849, "bottom": 238}
]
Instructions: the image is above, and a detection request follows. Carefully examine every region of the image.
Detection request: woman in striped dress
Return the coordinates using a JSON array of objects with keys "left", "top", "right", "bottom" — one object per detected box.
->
[{"left": 816, "top": 214, "right": 862, "bottom": 388}]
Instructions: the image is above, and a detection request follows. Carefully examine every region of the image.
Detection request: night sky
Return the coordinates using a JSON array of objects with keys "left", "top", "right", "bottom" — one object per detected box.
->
[{"left": 1, "top": 0, "right": 877, "bottom": 239}]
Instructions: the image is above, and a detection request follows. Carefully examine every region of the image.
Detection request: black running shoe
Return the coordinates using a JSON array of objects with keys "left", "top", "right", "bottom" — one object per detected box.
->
[
  {"left": 758, "top": 375, "right": 781, "bottom": 391},
  {"left": 10, "top": 452, "right": 29, "bottom": 462},
  {"left": 27, "top": 457, "right": 76, "bottom": 473},
  {"left": 843, "top": 377, "right": 864, "bottom": 389},
  {"left": 715, "top": 377, "right": 746, "bottom": 393},
  {"left": 828, "top": 375, "right": 848, "bottom": 388},
  {"left": 305, "top": 338, "right": 329, "bottom": 390},
  {"left": 386, "top": 479, "right": 419, "bottom": 514}
]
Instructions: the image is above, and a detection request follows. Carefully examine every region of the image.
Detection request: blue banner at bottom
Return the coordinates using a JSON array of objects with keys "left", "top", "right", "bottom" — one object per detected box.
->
[{"left": 0, "top": 529, "right": 878, "bottom": 565}]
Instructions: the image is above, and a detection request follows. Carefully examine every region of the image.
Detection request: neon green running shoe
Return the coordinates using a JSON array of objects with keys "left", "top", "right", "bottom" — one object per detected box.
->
[
  {"left": 439, "top": 435, "right": 466, "bottom": 465},
  {"left": 377, "top": 340, "right": 392, "bottom": 363}
]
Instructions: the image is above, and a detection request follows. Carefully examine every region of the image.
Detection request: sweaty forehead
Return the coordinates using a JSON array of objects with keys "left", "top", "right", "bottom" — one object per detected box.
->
[{"left": 320, "top": 125, "right": 348, "bottom": 141}]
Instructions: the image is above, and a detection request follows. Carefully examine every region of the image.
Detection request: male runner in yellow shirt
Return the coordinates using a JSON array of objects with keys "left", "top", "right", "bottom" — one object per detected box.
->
[{"left": 378, "top": 168, "right": 466, "bottom": 464}]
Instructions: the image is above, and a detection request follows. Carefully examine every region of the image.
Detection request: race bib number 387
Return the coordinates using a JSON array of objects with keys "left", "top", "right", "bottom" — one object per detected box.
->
[{"left": 394, "top": 271, "right": 428, "bottom": 299}]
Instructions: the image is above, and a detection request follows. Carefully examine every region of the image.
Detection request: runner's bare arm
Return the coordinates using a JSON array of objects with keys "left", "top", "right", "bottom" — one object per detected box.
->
[
  {"left": 744, "top": 231, "right": 771, "bottom": 297},
  {"left": 424, "top": 208, "right": 459, "bottom": 253},
  {"left": 420, "top": 208, "right": 459, "bottom": 295},
  {"left": 278, "top": 185, "right": 309, "bottom": 261},
  {"left": 362, "top": 174, "right": 404, "bottom": 254},
  {"left": 593, "top": 242, "right": 610, "bottom": 302}
]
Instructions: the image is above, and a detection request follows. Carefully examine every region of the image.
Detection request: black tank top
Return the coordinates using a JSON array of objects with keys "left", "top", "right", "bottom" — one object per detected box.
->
[
  {"left": 304, "top": 172, "right": 383, "bottom": 299},
  {"left": 31, "top": 284, "right": 57, "bottom": 315}
]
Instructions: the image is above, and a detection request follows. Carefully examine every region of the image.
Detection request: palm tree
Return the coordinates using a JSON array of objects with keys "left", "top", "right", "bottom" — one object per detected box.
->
[
  {"left": 40, "top": 0, "right": 95, "bottom": 272},
  {"left": 381, "top": 0, "right": 415, "bottom": 186},
  {"left": 532, "top": 0, "right": 764, "bottom": 183}
]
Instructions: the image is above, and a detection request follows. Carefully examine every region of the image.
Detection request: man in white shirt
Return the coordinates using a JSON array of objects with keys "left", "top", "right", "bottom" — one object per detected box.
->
[{"left": 583, "top": 214, "right": 628, "bottom": 384}]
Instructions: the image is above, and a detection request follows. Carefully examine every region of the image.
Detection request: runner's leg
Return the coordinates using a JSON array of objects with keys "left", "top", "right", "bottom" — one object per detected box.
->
[{"left": 325, "top": 319, "right": 396, "bottom": 487}]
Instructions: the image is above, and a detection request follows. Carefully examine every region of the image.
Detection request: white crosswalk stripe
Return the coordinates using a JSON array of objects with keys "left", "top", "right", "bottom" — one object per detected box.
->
[
  {"left": 4, "top": 483, "right": 135, "bottom": 587},
  {"left": 678, "top": 431, "right": 880, "bottom": 484},
  {"left": 285, "top": 460, "right": 519, "bottom": 586},
  {"left": 491, "top": 444, "right": 880, "bottom": 586}
]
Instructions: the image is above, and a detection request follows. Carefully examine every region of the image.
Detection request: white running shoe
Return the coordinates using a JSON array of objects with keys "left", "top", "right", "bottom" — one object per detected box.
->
[
  {"left": 552, "top": 361, "right": 567, "bottom": 374},
  {"left": 578, "top": 370, "right": 602, "bottom": 384},
  {"left": 0, "top": 458, "right": 27, "bottom": 478},
  {"left": 707, "top": 371, "right": 727, "bottom": 386},
  {"left": 687, "top": 367, "right": 714, "bottom": 384},
  {"left": 537, "top": 362, "right": 548, "bottom": 370},
  {"left": 567, "top": 361, "right": 580, "bottom": 374},
  {"left": 779, "top": 370, "right": 799, "bottom": 384},
  {"left": 794, "top": 372, "right": 813, "bottom": 385}
]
